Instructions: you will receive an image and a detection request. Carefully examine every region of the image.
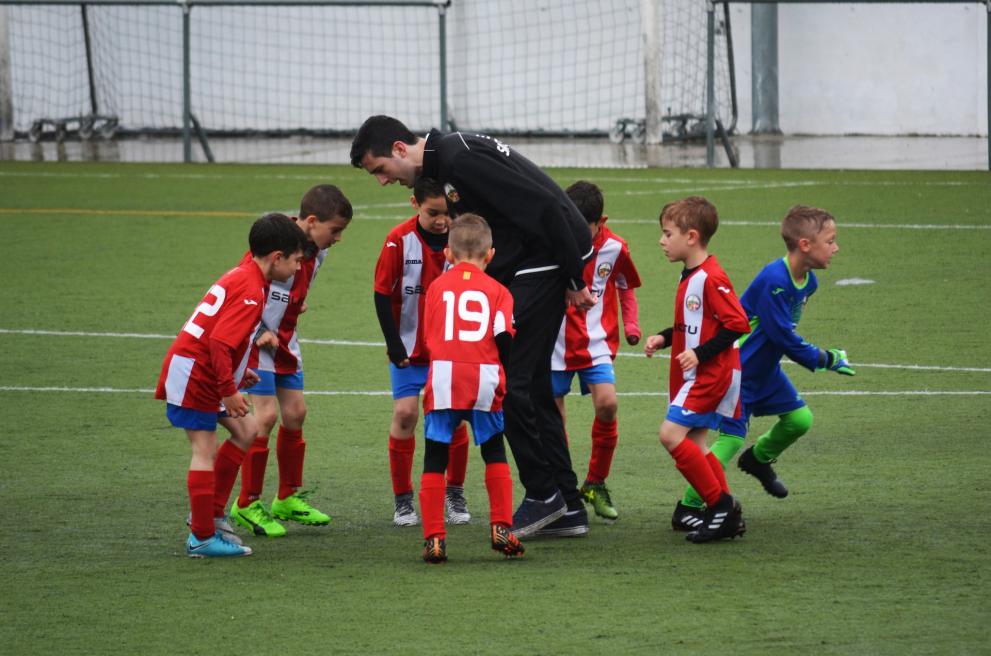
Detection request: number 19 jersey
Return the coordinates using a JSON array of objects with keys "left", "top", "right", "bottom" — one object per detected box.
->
[{"left": 422, "top": 262, "right": 515, "bottom": 413}]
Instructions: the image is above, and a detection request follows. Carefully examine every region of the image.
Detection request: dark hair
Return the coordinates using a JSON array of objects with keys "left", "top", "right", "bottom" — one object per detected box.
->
[
  {"left": 781, "top": 205, "right": 835, "bottom": 250},
  {"left": 448, "top": 213, "right": 492, "bottom": 260},
  {"left": 413, "top": 177, "right": 446, "bottom": 203},
  {"left": 249, "top": 213, "right": 307, "bottom": 257},
  {"left": 659, "top": 196, "right": 719, "bottom": 246},
  {"left": 565, "top": 180, "right": 604, "bottom": 225},
  {"left": 300, "top": 184, "right": 353, "bottom": 223},
  {"left": 350, "top": 115, "right": 417, "bottom": 168}
]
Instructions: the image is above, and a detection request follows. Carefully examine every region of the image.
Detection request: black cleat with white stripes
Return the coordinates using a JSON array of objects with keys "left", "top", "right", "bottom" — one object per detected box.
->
[
  {"left": 671, "top": 501, "right": 705, "bottom": 532},
  {"left": 686, "top": 493, "right": 746, "bottom": 543}
]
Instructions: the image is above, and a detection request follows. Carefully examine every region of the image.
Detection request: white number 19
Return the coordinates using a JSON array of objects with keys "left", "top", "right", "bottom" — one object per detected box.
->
[{"left": 441, "top": 290, "right": 490, "bottom": 342}]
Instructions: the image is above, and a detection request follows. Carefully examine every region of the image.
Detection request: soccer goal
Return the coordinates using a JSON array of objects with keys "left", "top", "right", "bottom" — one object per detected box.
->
[{"left": 0, "top": 0, "right": 739, "bottom": 162}]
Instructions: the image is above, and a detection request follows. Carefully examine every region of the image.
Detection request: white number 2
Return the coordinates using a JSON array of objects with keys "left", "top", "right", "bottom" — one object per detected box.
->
[
  {"left": 441, "top": 289, "right": 490, "bottom": 342},
  {"left": 182, "top": 284, "right": 226, "bottom": 339}
]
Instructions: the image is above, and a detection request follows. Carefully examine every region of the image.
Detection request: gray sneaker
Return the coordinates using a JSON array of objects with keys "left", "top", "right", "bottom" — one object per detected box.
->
[
  {"left": 445, "top": 485, "right": 471, "bottom": 525},
  {"left": 186, "top": 513, "right": 244, "bottom": 546},
  {"left": 393, "top": 492, "right": 420, "bottom": 527}
]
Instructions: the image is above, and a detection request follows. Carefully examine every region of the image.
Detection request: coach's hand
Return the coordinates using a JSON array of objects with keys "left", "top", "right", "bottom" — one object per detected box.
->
[
  {"left": 566, "top": 287, "right": 597, "bottom": 311},
  {"left": 223, "top": 392, "right": 251, "bottom": 418}
]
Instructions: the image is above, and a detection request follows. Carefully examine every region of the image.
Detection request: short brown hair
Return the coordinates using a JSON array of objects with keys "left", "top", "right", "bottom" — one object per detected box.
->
[
  {"left": 781, "top": 205, "right": 835, "bottom": 250},
  {"left": 659, "top": 196, "right": 718, "bottom": 246},
  {"left": 300, "top": 184, "right": 353, "bottom": 223},
  {"left": 448, "top": 213, "right": 492, "bottom": 260}
]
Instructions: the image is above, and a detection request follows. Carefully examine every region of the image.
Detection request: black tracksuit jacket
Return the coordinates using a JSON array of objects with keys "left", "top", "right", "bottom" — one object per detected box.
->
[{"left": 419, "top": 129, "right": 593, "bottom": 289}]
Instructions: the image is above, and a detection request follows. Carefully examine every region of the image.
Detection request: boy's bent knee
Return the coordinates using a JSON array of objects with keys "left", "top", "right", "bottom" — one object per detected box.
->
[{"left": 781, "top": 406, "right": 813, "bottom": 437}]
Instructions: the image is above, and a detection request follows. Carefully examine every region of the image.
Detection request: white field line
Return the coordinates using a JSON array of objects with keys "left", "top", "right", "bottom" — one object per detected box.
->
[
  {"left": 1, "top": 327, "right": 988, "bottom": 374},
  {"left": 0, "top": 386, "right": 986, "bottom": 398}
]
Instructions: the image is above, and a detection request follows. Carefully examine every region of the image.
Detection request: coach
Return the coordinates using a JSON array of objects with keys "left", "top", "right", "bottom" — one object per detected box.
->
[{"left": 351, "top": 116, "right": 596, "bottom": 537}]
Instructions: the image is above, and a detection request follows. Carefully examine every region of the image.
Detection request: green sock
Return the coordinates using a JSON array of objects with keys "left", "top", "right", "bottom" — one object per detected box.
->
[
  {"left": 681, "top": 432, "right": 745, "bottom": 508},
  {"left": 752, "top": 406, "right": 814, "bottom": 463}
]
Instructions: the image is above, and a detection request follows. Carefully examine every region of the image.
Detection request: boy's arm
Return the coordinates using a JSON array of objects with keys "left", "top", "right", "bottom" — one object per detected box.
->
[
  {"left": 208, "top": 338, "right": 239, "bottom": 399},
  {"left": 373, "top": 233, "right": 409, "bottom": 366},
  {"left": 373, "top": 292, "right": 409, "bottom": 366},
  {"left": 752, "top": 285, "right": 824, "bottom": 372},
  {"left": 618, "top": 287, "right": 641, "bottom": 345}
]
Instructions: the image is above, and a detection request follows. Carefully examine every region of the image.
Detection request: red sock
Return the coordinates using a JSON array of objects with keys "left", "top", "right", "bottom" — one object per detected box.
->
[
  {"left": 418, "top": 472, "right": 446, "bottom": 540},
  {"left": 188, "top": 469, "right": 215, "bottom": 540},
  {"left": 213, "top": 440, "right": 247, "bottom": 518},
  {"left": 485, "top": 462, "right": 513, "bottom": 527},
  {"left": 706, "top": 450, "right": 730, "bottom": 494},
  {"left": 389, "top": 436, "right": 416, "bottom": 496},
  {"left": 276, "top": 426, "right": 305, "bottom": 500},
  {"left": 587, "top": 417, "right": 618, "bottom": 484},
  {"left": 446, "top": 424, "right": 470, "bottom": 487},
  {"left": 237, "top": 435, "right": 269, "bottom": 508},
  {"left": 670, "top": 439, "right": 722, "bottom": 507}
]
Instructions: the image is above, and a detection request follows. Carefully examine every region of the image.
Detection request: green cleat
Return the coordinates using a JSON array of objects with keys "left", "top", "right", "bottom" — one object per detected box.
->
[
  {"left": 580, "top": 481, "right": 619, "bottom": 520},
  {"left": 271, "top": 490, "right": 330, "bottom": 525},
  {"left": 231, "top": 500, "right": 287, "bottom": 537}
]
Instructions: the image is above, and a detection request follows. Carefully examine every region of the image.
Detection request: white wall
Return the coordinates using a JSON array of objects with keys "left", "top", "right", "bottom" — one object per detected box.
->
[{"left": 730, "top": 3, "right": 988, "bottom": 136}]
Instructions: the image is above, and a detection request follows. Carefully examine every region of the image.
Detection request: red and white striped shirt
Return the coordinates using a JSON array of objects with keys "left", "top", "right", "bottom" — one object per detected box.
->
[
  {"left": 422, "top": 262, "right": 515, "bottom": 413},
  {"left": 668, "top": 256, "right": 750, "bottom": 417},
  {"left": 245, "top": 247, "right": 327, "bottom": 375},
  {"left": 552, "top": 225, "right": 641, "bottom": 370},
  {"left": 373, "top": 216, "right": 449, "bottom": 365},
  {"left": 155, "top": 260, "right": 267, "bottom": 412}
]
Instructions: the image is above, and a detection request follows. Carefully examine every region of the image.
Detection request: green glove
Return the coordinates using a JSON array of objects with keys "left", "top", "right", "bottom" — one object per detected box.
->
[{"left": 826, "top": 348, "right": 856, "bottom": 376}]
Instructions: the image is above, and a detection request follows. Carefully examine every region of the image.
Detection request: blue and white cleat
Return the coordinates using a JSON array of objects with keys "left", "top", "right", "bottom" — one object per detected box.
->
[{"left": 185, "top": 533, "right": 253, "bottom": 558}]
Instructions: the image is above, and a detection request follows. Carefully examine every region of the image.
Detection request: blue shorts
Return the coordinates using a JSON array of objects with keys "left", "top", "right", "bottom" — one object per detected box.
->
[
  {"left": 665, "top": 404, "right": 725, "bottom": 431},
  {"left": 719, "top": 371, "right": 806, "bottom": 438},
  {"left": 390, "top": 363, "right": 428, "bottom": 400},
  {"left": 552, "top": 363, "right": 616, "bottom": 397},
  {"left": 245, "top": 369, "right": 305, "bottom": 396},
  {"left": 424, "top": 409, "right": 504, "bottom": 445},
  {"left": 166, "top": 403, "right": 228, "bottom": 431}
]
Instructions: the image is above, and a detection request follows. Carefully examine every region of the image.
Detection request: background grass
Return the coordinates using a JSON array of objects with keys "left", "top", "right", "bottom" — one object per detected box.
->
[{"left": 1, "top": 161, "right": 989, "bottom": 655}]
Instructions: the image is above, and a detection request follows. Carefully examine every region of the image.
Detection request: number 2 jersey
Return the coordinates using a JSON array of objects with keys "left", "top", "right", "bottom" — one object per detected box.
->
[
  {"left": 552, "top": 224, "right": 641, "bottom": 370},
  {"left": 155, "top": 259, "right": 267, "bottom": 412},
  {"left": 668, "top": 255, "right": 750, "bottom": 417},
  {"left": 373, "top": 215, "right": 449, "bottom": 365},
  {"left": 422, "top": 262, "right": 515, "bottom": 414},
  {"left": 244, "top": 246, "right": 327, "bottom": 375}
]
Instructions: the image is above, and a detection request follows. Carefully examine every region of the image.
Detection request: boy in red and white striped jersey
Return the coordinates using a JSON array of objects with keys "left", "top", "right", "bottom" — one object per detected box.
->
[
  {"left": 643, "top": 196, "right": 751, "bottom": 544},
  {"left": 551, "top": 181, "right": 642, "bottom": 525},
  {"left": 418, "top": 213, "right": 523, "bottom": 563},
  {"left": 155, "top": 213, "right": 306, "bottom": 558},
  {"left": 373, "top": 177, "right": 471, "bottom": 528},
  {"left": 230, "top": 185, "right": 353, "bottom": 538}
]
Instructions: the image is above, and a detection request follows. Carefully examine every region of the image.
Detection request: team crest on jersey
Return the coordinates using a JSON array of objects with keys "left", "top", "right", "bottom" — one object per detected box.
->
[
  {"left": 444, "top": 183, "right": 460, "bottom": 204},
  {"left": 685, "top": 294, "right": 702, "bottom": 312},
  {"left": 596, "top": 262, "right": 613, "bottom": 278}
]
